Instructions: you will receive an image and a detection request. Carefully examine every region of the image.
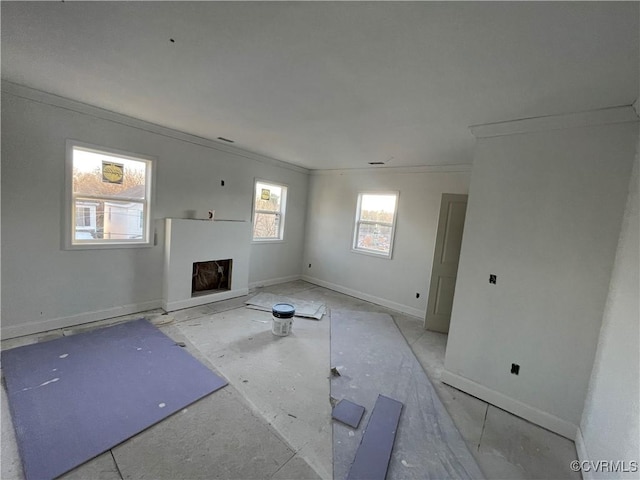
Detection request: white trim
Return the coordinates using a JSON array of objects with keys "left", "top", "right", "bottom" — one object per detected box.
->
[
  {"left": 311, "top": 164, "right": 472, "bottom": 176},
  {"left": 349, "top": 247, "right": 395, "bottom": 260},
  {"left": 65, "top": 139, "right": 156, "bottom": 249},
  {"left": 2, "top": 81, "right": 310, "bottom": 175},
  {"left": 302, "top": 275, "right": 423, "bottom": 318},
  {"left": 251, "top": 239, "right": 286, "bottom": 245},
  {"left": 470, "top": 105, "right": 639, "bottom": 139},
  {"left": 162, "top": 288, "right": 249, "bottom": 312},
  {"left": 575, "top": 428, "right": 590, "bottom": 480},
  {"left": 249, "top": 274, "right": 302, "bottom": 289},
  {"left": 252, "top": 178, "right": 288, "bottom": 241},
  {"left": 0, "top": 299, "right": 162, "bottom": 340},
  {"left": 352, "top": 191, "right": 399, "bottom": 259},
  {"left": 441, "top": 370, "right": 578, "bottom": 440}
]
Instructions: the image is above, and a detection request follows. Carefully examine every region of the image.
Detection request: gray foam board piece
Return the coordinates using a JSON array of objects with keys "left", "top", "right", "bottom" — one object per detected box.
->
[
  {"left": 332, "top": 399, "right": 366, "bottom": 429},
  {"left": 331, "top": 310, "right": 484, "bottom": 480},
  {"left": 1, "top": 319, "right": 227, "bottom": 480},
  {"left": 346, "top": 395, "right": 403, "bottom": 480}
]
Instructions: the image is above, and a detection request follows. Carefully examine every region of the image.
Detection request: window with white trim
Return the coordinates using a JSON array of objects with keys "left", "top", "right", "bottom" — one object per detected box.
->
[
  {"left": 352, "top": 192, "right": 399, "bottom": 258},
  {"left": 67, "top": 142, "right": 153, "bottom": 247},
  {"left": 75, "top": 206, "right": 92, "bottom": 227},
  {"left": 253, "top": 180, "right": 287, "bottom": 241}
]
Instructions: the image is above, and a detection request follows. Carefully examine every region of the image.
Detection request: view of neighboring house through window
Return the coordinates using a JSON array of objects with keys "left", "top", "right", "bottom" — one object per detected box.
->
[
  {"left": 253, "top": 180, "right": 287, "bottom": 241},
  {"left": 75, "top": 206, "right": 93, "bottom": 227},
  {"left": 68, "top": 143, "right": 152, "bottom": 246},
  {"left": 353, "top": 192, "right": 399, "bottom": 258}
]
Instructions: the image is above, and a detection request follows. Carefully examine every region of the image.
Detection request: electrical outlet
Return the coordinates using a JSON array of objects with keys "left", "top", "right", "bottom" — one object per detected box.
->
[
  {"left": 511, "top": 363, "right": 520, "bottom": 375},
  {"left": 489, "top": 274, "right": 497, "bottom": 285}
]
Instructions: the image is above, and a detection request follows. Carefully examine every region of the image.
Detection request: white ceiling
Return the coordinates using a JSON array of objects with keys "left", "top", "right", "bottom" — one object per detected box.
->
[{"left": 2, "top": 2, "right": 638, "bottom": 170}]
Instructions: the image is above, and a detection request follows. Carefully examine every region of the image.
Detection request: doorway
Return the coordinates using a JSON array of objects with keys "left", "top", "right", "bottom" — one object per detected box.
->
[{"left": 425, "top": 194, "right": 468, "bottom": 333}]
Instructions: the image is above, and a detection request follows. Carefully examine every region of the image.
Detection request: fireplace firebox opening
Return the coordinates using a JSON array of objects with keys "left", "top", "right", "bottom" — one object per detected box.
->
[{"left": 192, "top": 259, "right": 232, "bottom": 297}]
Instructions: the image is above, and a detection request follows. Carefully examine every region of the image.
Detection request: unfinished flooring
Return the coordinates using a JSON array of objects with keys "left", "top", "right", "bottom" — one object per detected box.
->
[
  {"left": 1, "top": 281, "right": 580, "bottom": 479},
  {"left": 331, "top": 311, "right": 483, "bottom": 479}
]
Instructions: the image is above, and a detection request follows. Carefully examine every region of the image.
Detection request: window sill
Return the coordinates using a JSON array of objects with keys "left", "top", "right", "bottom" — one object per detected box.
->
[
  {"left": 251, "top": 239, "right": 286, "bottom": 245},
  {"left": 65, "top": 241, "right": 154, "bottom": 251},
  {"left": 351, "top": 247, "right": 393, "bottom": 260}
]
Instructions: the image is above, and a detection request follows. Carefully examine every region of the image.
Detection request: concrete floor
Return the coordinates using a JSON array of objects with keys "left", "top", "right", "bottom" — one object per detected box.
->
[{"left": 1, "top": 280, "right": 580, "bottom": 479}]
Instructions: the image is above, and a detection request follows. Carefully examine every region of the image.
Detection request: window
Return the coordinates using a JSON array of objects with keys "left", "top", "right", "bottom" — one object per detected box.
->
[
  {"left": 253, "top": 180, "right": 287, "bottom": 241},
  {"left": 75, "top": 206, "right": 91, "bottom": 227},
  {"left": 66, "top": 141, "right": 153, "bottom": 248},
  {"left": 353, "top": 192, "right": 399, "bottom": 258}
]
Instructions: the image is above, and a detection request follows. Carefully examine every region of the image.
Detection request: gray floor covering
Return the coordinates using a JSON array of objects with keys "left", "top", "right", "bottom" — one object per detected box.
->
[
  {"left": 331, "top": 310, "right": 484, "bottom": 480},
  {"left": 174, "top": 306, "right": 331, "bottom": 479},
  {"left": 2, "top": 281, "right": 581, "bottom": 480}
]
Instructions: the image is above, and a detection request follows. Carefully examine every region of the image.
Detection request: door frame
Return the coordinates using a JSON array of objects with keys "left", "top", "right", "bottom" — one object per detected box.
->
[{"left": 424, "top": 193, "right": 468, "bottom": 333}]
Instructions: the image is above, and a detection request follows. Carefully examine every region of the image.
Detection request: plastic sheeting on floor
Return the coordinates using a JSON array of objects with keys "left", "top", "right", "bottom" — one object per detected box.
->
[
  {"left": 246, "top": 292, "right": 327, "bottom": 320},
  {"left": 331, "top": 311, "right": 484, "bottom": 480}
]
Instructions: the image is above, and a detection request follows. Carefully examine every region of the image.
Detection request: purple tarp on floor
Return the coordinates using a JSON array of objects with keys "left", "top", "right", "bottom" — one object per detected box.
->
[{"left": 1, "top": 319, "right": 228, "bottom": 480}]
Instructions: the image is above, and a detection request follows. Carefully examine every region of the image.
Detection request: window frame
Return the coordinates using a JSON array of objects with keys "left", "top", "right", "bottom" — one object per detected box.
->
[
  {"left": 75, "top": 206, "right": 91, "bottom": 227},
  {"left": 352, "top": 191, "right": 399, "bottom": 259},
  {"left": 64, "top": 140, "right": 155, "bottom": 250},
  {"left": 252, "top": 179, "right": 288, "bottom": 243}
]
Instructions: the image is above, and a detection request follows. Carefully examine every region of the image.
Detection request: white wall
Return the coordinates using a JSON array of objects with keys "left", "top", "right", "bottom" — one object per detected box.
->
[
  {"left": 577, "top": 129, "right": 639, "bottom": 478},
  {"left": 248, "top": 177, "right": 308, "bottom": 288},
  {"left": 1, "top": 84, "right": 308, "bottom": 338},
  {"left": 302, "top": 167, "right": 470, "bottom": 317},
  {"left": 443, "top": 119, "right": 638, "bottom": 439}
]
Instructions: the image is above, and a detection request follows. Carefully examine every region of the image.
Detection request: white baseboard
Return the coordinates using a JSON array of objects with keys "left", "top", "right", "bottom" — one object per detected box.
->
[
  {"left": 163, "top": 288, "right": 249, "bottom": 312},
  {"left": 1, "top": 299, "right": 163, "bottom": 339},
  {"left": 249, "top": 274, "right": 302, "bottom": 289},
  {"left": 301, "top": 275, "right": 424, "bottom": 318},
  {"left": 441, "top": 370, "right": 578, "bottom": 441},
  {"left": 574, "top": 428, "right": 590, "bottom": 480}
]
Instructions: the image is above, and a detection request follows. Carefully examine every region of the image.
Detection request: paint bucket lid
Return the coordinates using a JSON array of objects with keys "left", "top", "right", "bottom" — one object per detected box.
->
[{"left": 272, "top": 303, "right": 295, "bottom": 319}]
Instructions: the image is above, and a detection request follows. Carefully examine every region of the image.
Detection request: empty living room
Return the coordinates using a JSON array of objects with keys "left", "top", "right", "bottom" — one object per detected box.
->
[{"left": 1, "top": 2, "right": 638, "bottom": 480}]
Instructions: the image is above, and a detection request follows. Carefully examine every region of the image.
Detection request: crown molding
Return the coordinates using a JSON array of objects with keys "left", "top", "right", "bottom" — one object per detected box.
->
[
  {"left": 311, "top": 164, "right": 472, "bottom": 176},
  {"left": 470, "top": 105, "right": 639, "bottom": 139},
  {"left": 1, "top": 80, "right": 310, "bottom": 175}
]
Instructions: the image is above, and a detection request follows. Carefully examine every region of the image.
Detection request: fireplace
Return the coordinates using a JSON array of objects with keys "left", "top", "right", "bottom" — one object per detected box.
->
[
  {"left": 162, "top": 218, "right": 250, "bottom": 312},
  {"left": 192, "top": 259, "right": 232, "bottom": 297}
]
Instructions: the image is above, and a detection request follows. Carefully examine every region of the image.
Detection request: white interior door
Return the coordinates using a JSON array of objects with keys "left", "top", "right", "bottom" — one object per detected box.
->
[{"left": 425, "top": 194, "right": 468, "bottom": 333}]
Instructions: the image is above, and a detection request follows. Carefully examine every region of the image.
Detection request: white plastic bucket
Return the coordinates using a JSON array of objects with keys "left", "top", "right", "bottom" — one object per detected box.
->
[
  {"left": 272, "top": 316, "right": 293, "bottom": 336},
  {"left": 272, "top": 303, "right": 295, "bottom": 337}
]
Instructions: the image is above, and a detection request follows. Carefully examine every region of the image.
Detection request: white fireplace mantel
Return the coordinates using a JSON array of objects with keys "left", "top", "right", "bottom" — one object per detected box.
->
[{"left": 162, "top": 218, "right": 251, "bottom": 311}]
